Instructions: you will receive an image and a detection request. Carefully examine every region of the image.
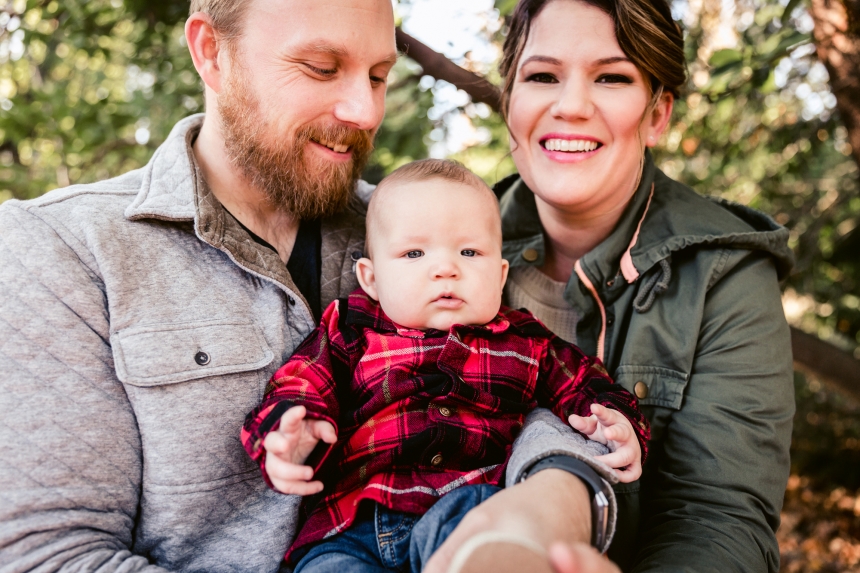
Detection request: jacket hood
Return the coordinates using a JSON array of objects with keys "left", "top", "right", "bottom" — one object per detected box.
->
[{"left": 496, "top": 151, "right": 794, "bottom": 286}]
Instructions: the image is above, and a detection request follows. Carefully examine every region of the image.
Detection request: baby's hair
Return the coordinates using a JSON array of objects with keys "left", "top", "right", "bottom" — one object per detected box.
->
[{"left": 365, "top": 159, "right": 500, "bottom": 257}]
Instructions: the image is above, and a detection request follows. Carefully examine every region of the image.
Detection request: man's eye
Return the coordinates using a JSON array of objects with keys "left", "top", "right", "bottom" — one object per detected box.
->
[
  {"left": 461, "top": 249, "right": 477, "bottom": 257},
  {"left": 524, "top": 72, "right": 557, "bottom": 84},
  {"left": 406, "top": 250, "right": 423, "bottom": 258},
  {"left": 597, "top": 73, "right": 633, "bottom": 84},
  {"left": 305, "top": 64, "right": 337, "bottom": 77}
]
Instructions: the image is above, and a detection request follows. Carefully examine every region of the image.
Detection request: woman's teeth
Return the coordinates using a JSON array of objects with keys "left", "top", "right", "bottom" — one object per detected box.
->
[
  {"left": 316, "top": 138, "right": 349, "bottom": 153},
  {"left": 543, "top": 139, "right": 599, "bottom": 152}
]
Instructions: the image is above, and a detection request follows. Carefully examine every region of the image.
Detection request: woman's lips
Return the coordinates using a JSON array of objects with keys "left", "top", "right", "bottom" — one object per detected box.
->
[{"left": 539, "top": 134, "right": 603, "bottom": 163}]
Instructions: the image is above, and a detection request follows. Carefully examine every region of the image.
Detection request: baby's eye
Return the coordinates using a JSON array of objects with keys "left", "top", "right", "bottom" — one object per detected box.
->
[
  {"left": 406, "top": 250, "right": 424, "bottom": 258},
  {"left": 461, "top": 249, "right": 477, "bottom": 257}
]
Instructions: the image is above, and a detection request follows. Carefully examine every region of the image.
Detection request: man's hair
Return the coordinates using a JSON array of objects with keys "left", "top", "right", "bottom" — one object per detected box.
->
[
  {"left": 189, "top": 0, "right": 251, "bottom": 46},
  {"left": 366, "top": 159, "right": 499, "bottom": 256}
]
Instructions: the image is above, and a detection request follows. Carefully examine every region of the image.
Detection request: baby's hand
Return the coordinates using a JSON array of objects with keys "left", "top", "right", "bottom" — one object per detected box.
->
[
  {"left": 568, "top": 404, "right": 642, "bottom": 483},
  {"left": 263, "top": 405, "right": 337, "bottom": 495}
]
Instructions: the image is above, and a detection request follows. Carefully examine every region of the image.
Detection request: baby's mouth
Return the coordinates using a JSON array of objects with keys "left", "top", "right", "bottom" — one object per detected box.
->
[{"left": 540, "top": 138, "right": 601, "bottom": 153}]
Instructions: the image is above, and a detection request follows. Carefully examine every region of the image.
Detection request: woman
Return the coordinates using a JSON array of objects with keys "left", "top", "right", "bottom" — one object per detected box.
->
[{"left": 427, "top": 0, "right": 795, "bottom": 571}]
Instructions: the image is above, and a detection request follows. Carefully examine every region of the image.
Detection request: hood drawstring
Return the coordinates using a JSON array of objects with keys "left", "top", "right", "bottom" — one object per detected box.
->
[{"left": 633, "top": 256, "right": 672, "bottom": 313}]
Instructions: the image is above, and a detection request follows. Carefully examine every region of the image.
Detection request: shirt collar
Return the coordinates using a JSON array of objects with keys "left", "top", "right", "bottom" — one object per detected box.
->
[
  {"left": 497, "top": 151, "right": 658, "bottom": 285},
  {"left": 344, "top": 290, "right": 512, "bottom": 338}
]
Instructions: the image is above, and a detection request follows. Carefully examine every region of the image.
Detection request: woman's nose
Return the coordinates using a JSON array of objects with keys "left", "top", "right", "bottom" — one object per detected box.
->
[{"left": 550, "top": 77, "right": 595, "bottom": 120}]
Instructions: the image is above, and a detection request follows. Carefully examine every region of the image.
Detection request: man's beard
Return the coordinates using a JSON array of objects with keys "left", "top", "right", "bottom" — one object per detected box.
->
[{"left": 218, "top": 66, "right": 374, "bottom": 219}]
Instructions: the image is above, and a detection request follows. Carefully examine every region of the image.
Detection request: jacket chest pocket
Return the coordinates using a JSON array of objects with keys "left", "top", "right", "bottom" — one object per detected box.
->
[
  {"left": 111, "top": 319, "right": 275, "bottom": 487},
  {"left": 614, "top": 365, "right": 689, "bottom": 445}
]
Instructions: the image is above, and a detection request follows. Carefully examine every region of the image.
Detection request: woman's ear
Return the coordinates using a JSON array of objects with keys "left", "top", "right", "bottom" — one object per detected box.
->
[
  {"left": 355, "top": 258, "right": 379, "bottom": 301},
  {"left": 644, "top": 91, "right": 674, "bottom": 148},
  {"left": 185, "top": 13, "right": 224, "bottom": 94}
]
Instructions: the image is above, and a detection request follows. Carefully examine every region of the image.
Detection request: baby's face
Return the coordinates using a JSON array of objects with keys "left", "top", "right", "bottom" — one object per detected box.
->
[{"left": 356, "top": 178, "right": 509, "bottom": 331}]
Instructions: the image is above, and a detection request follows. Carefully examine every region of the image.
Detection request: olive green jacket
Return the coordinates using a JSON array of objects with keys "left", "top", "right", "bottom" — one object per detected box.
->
[{"left": 496, "top": 153, "right": 795, "bottom": 573}]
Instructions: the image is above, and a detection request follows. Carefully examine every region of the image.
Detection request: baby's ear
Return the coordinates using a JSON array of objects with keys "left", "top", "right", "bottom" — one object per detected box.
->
[
  {"left": 355, "top": 258, "right": 379, "bottom": 301},
  {"left": 500, "top": 258, "right": 510, "bottom": 290}
]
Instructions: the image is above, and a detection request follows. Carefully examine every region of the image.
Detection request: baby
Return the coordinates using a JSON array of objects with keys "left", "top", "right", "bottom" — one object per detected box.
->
[{"left": 241, "top": 159, "right": 648, "bottom": 573}]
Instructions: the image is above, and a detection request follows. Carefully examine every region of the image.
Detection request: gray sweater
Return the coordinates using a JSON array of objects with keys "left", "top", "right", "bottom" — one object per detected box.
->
[{"left": 0, "top": 115, "right": 615, "bottom": 572}]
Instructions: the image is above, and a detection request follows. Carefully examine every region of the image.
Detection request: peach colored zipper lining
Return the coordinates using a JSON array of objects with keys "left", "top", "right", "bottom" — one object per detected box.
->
[
  {"left": 574, "top": 259, "right": 606, "bottom": 362},
  {"left": 619, "top": 183, "right": 656, "bottom": 283}
]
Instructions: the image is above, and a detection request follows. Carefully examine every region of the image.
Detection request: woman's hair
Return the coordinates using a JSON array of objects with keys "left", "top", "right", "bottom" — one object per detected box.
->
[{"left": 498, "top": 0, "right": 686, "bottom": 119}]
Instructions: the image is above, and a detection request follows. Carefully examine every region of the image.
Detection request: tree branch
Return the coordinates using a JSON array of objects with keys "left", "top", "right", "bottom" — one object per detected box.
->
[
  {"left": 792, "top": 326, "right": 860, "bottom": 401},
  {"left": 395, "top": 28, "right": 501, "bottom": 113}
]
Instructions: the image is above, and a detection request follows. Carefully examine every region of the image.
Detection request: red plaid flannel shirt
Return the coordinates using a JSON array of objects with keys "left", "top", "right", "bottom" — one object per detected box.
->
[{"left": 242, "top": 289, "right": 649, "bottom": 555}]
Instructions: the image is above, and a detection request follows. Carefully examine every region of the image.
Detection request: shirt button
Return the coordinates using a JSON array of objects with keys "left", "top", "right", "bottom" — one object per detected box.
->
[
  {"left": 431, "top": 454, "right": 444, "bottom": 467},
  {"left": 521, "top": 248, "right": 539, "bottom": 263},
  {"left": 634, "top": 381, "right": 649, "bottom": 399},
  {"left": 195, "top": 351, "right": 210, "bottom": 366},
  {"left": 438, "top": 407, "right": 452, "bottom": 417}
]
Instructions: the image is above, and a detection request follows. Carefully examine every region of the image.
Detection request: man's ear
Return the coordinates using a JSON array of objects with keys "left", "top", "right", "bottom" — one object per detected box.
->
[
  {"left": 355, "top": 258, "right": 379, "bottom": 301},
  {"left": 500, "top": 259, "right": 510, "bottom": 290},
  {"left": 644, "top": 91, "right": 674, "bottom": 148},
  {"left": 185, "top": 12, "right": 224, "bottom": 94}
]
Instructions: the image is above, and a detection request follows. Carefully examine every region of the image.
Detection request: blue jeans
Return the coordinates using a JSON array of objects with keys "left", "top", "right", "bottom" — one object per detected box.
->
[{"left": 292, "top": 484, "right": 501, "bottom": 573}]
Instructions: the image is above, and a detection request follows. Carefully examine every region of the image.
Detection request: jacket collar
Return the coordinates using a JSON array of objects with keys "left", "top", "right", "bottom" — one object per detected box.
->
[
  {"left": 497, "top": 150, "right": 794, "bottom": 286},
  {"left": 124, "top": 114, "right": 203, "bottom": 222},
  {"left": 344, "top": 290, "right": 512, "bottom": 339}
]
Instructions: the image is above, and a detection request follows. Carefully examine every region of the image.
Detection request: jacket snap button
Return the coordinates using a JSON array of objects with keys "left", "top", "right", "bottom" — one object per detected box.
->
[
  {"left": 195, "top": 351, "right": 210, "bottom": 366},
  {"left": 438, "top": 407, "right": 452, "bottom": 417},
  {"left": 351, "top": 250, "right": 363, "bottom": 261},
  {"left": 521, "top": 248, "right": 539, "bottom": 263},
  {"left": 634, "top": 381, "right": 648, "bottom": 399},
  {"left": 431, "top": 454, "right": 444, "bottom": 467},
  {"left": 287, "top": 296, "right": 296, "bottom": 306}
]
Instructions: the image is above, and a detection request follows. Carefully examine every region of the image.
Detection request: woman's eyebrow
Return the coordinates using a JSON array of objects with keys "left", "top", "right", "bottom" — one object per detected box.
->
[
  {"left": 596, "top": 56, "right": 633, "bottom": 65},
  {"left": 520, "top": 55, "right": 562, "bottom": 66}
]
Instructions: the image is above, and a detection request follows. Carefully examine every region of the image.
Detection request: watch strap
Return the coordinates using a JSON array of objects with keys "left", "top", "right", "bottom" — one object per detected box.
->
[{"left": 520, "top": 455, "right": 611, "bottom": 551}]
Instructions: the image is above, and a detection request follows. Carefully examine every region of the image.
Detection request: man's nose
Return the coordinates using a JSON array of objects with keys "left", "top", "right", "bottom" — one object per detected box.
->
[
  {"left": 332, "top": 74, "right": 385, "bottom": 131},
  {"left": 550, "top": 76, "right": 595, "bottom": 120}
]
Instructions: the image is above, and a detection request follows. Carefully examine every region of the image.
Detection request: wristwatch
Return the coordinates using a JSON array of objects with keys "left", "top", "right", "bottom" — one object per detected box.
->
[{"left": 519, "top": 455, "right": 611, "bottom": 551}]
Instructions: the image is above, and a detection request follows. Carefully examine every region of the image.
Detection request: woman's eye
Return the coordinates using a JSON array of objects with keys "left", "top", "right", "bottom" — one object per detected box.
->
[
  {"left": 597, "top": 73, "right": 633, "bottom": 84},
  {"left": 406, "top": 250, "right": 423, "bottom": 259},
  {"left": 461, "top": 249, "right": 477, "bottom": 257},
  {"left": 305, "top": 64, "right": 337, "bottom": 77},
  {"left": 524, "top": 72, "right": 557, "bottom": 84}
]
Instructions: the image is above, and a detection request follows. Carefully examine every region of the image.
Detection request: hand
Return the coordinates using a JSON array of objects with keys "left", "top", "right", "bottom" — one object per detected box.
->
[
  {"left": 423, "top": 469, "right": 591, "bottom": 573},
  {"left": 263, "top": 405, "right": 337, "bottom": 495},
  {"left": 568, "top": 404, "right": 642, "bottom": 483},
  {"left": 548, "top": 542, "right": 622, "bottom": 573}
]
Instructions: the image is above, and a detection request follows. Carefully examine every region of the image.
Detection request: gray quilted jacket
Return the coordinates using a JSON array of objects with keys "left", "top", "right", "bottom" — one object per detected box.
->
[{"left": 0, "top": 115, "right": 615, "bottom": 572}]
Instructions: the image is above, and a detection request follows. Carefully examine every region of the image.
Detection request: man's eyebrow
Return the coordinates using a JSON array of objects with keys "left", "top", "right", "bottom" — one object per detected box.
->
[{"left": 291, "top": 42, "right": 398, "bottom": 66}]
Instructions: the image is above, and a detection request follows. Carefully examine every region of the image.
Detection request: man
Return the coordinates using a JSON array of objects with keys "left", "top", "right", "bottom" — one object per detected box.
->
[{"left": 0, "top": 1, "right": 615, "bottom": 571}]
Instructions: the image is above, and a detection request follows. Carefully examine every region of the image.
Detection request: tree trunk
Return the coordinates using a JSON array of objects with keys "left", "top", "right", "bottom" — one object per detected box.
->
[{"left": 809, "top": 0, "right": 860, "bottom": 167}]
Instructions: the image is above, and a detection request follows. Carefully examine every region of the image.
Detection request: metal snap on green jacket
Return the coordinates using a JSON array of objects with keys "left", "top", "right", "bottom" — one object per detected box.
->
[{"left": 496, "top": 152, "right": 795, "bottom": 573}]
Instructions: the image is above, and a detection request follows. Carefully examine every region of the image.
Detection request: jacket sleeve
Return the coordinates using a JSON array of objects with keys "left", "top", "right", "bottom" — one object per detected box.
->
[
  {"left": 537, "top": 338, "right": 650, "bottom": 462},
  {"left": 241, "top": 300, "right": 348, "bottom": 484},
  {"left": 632, "top": 253, "right": 794, "bottom": 573},
  {"left": 0, "top": 204, "right": 170, "bottom": 572}
]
